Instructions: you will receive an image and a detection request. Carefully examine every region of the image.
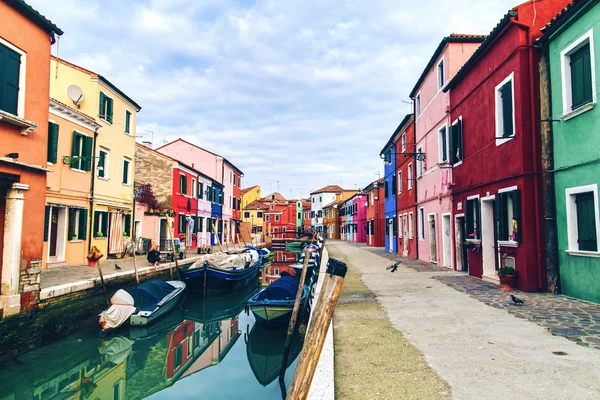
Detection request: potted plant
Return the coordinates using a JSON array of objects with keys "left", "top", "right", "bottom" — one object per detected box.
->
[
  {"left": 96, "top": 232, "right": 104, "bottom": 238},
  {"left": 498, "top": 266, "right": 517, "bottom": 292},
  {"left": 70, "top": 235, "right": 77, "bottom": 241},
  {"left": 123, "top": 231, "right": 128, "bottom": 237}
]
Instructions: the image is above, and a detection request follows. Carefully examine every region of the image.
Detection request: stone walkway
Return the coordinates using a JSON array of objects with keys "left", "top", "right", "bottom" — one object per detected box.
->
[{"left": 363, "top": 244, "right": 600, "bottom": 350}]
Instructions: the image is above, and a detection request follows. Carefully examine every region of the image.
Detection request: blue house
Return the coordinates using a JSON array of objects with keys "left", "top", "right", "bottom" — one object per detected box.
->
[
  {"left": 210, "top": 181, "right": 224, "bottom": 246},
  {"left": 380, "top": 135, "right": 398, "bottom": 253}
]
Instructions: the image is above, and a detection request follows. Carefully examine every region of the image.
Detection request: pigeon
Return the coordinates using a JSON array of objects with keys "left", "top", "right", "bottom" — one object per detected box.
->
[
  {"left": 510, "top": 294, "right": 524, "bottom": 305},
  {"left": 386, "top": 261, "right": 401, "bottom": 273},
  {"left": 114, "top": 264, "right": 122, "bottom": 270}
]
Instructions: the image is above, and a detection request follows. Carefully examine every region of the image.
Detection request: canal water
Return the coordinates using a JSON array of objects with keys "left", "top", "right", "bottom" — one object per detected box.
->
[{"left": 0, "top": 244, "right": 310, "bottom": 400}]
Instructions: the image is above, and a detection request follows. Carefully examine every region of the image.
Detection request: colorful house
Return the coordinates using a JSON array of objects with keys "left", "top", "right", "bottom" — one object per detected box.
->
[
  {"left": 0, "top": 0, "right": 62, "bottom": 316},
  {"left": 380, "top": 127, "right": 398, "bottom": 252},
  {"left": 264, "top": 202, "right": 297, "bottom": 239},
  {"left": 444, "top": 0, "right": 570, "bottom": 291},
  {"left": 295, "top": 199, "right": 304, "bottom": 232},
  {"left": 322, "top": 200, "right": 340, "bottom": 240},
  {"left": 243, "top": 200, "right": 266, "bottom": 235},
  {"left": 210, "top": 183, "right": 224, "bottom": 246},
  {"left": 44, "top": 99, "right": 101, "bottom": 267},
  {"left": 344, "top": 193, "right": 367, "bottom": 243},
  {"left": 309, "top": 185, "right": 356, "bottom": 234},
  {"left": 49, "top": 57, "right": 141, "bottom": 259},
  {"left": 409, "top": 34, "right": 485, "bottom": 267},
  {"left": 339, "top": 202, "right": 347, "bottom": 241},
  {"left": 365, "top": 179, "right": 385, "bottom": 247},
  {"left": 228, "top": 168, "right": 243, "bottom": 243},
  {"left": 301, "top": 199, "right": 311, "bottom": 234},
  {"left": 394, "top": 115, "right": 417, "bottom": 259},
  {"left": 539, "top": 0, "right": 600, "bottom": 302},
  {"left": 241, "top": 185, "right": 261, "bottom": 232}
]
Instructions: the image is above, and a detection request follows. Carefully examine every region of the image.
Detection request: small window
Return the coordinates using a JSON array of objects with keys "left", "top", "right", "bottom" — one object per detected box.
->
[
  {"left": 282, "top": 227, "right": 286, "bottom": 233},
  {"left": 438, "top": 125, "right": 448, "bottom": 163},
  {"left": 178, "top": 214, "right": 186, "bottom": 234},
  {"left": 566, "top": 185, "right": 599, "bottom": 253},
  {"left": 270, "top": 204, "right": 274, "bottom": 210},
  {"left": 408, "top": 163, "right": 413, "bottom": 189},
  {"left": 179, "top": 174, "right": 187, "bottom": 195},
  {"left": 98, "top": 149, "right": 108, "bottom": 178},
  {"left": 495, "top": 189, "right": 521, "bottom": 242},
  {"left": 297, "top": 212, "right": 301, "bottom": 219},
  {"left": 191, "top": 179, "right": 196, "bottom": 197},
  {"left": 94, "top": 211, "right": 109, "bottom": 238},
  {"left": 416, "top": 146, "right": 423, "bottom": 177},
  {"left": 174, "top": 344, "right": 183, "bottom": 368},
  {"left": 419, "top": 208, "right": 425, "bottom": 240},
  {"left": 198, "top": 217, "right": 204, "bottom": 232},
  {"left": 384, "top": 180, "right": 389, "bottom": 199},
  {"left": 391, "top": 173, "right": 397, "bottom": 194},
  {"left": 401, "top": 133, "right": 406, "bottom": 152},
  {"left": 68, "top": 208, "right": 88, "bottom": 241},
  {"left": 408, "top": 212, "right": 414, "bottom": 239},
  {"left": 495, "top": 73, "right": 515, "bottom": 143},
  {"left": 244, "top": 212, "right": 250, "bottom": 218},
  {"left": 124, "top": 110, "right": 132, "bottom": 134},
  {"left": 312, "top": 198, "right": 315, "bottom": 203},
  {"left": 122, "top": 158, "right": 131, "bottom": 185},
  {"left": 398, "top": 171, "right": 402, "bottom": 193},
  {"left": 257, "top": 212, "right": 263, "bottom": 218},
  {"left": 450, "top": 118, "right": 463, "bottom": 165},
  {"left": 561, "top": 30, "right": 595, "bottom": 117},
  {"left": 99, "top": 92, "right": 114, "bottom": 123},
  {"left": 416, "top": 94, "right": 421, "bottom": 116},
  {"left": 266, "top": 215, "right": 271, "bottom": 222},
  {"left": 47, "top": 122, "right": 59, "bottom": 163},
  {"left": 437, "top": 59, "right": 445, "bottom": 89},
  {"left": 198, "top": 182, "right": 203, "bottom": 199}
]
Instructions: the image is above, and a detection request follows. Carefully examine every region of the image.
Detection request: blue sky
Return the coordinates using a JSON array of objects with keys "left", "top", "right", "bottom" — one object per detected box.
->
[{"left": 30, "top": 0, "right": 518, "bottom": 199}]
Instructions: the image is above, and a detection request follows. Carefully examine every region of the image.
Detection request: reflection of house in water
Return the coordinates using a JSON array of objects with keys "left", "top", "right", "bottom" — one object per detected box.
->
[{"left": 261, "top": 250, "right": 298, "bottom": 285}]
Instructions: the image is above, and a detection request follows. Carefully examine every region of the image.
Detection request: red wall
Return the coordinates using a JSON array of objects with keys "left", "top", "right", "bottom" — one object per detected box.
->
[
  {"left": 395, "top": 120, "right": 417, "bottom": 258},
  {"left": 172, "top": 168, "right": 199, "bottom": 248},
  {"left": 166, "top": 320, "right": 195, "bottom": 378},
  {"left": 269, "top": 203, "right": 297, "bottom": 239}
]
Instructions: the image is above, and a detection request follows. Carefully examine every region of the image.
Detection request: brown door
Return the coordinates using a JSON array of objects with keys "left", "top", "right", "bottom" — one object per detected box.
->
[{"left": 49, "top": 208, "right": 59, "bottom": 257}]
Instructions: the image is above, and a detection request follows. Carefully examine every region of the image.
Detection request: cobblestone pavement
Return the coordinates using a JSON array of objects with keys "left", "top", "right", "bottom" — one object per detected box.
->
[{"left": 359, "top": 243, "right": 600, "bottom": 350}]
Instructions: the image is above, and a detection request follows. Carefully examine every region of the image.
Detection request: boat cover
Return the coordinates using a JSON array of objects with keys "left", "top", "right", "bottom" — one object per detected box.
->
[
  {"left": 99, "top": 289, "right": 136, "bottom": 331},
  {"left": 126, "top": 280, "right": 177, "bottom": 312},
  {"left": 99, "top": 336, "right": 134, "bottom": 364},
  {"left": 254, "top": 276, "right": 299, "bottom": 301},
  {"left": 190, "top": 249, "right": 259, "bottom": 271}
]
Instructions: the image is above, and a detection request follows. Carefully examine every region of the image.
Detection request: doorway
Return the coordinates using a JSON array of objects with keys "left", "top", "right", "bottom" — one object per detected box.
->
[
  {"left": 481, "top": 197, "right": 497, "bottom": 277},
  {"left": 159, "top": 218, "right": 167, "bottom": 250},
  {"left": 49, "top": 208, "right": 59, "bottom": 257},
  {"left": 428, "top": 214, "right": 437, "bottom": 263},
  {"left": 388, "top": 220, "right": 393, "bottom": 252},
  {"left": 403, "top": 215, "right": 409, "bottom": 256},
  {"left": 455, "top": 215, "right": 468, "bottom": 272},
  {"left": 442, "top": 214, "right": 452, "bottom": 268}
]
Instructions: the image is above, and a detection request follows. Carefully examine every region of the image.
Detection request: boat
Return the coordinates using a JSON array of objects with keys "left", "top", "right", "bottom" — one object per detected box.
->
[
  {"left": 292, "top": 246, "right": 320, "bottom": 285},
  {"left": 247, "top": 274, "right": 308, "bottom": 326},
  {"left": 259, "top": 248, "right": 271, "bottom": 266},
  {"left": 99, "top": 279, "right": 186, "bottom": 331},
  {"left": 179, "top": 246, "right": 262, "bottom": 293}
]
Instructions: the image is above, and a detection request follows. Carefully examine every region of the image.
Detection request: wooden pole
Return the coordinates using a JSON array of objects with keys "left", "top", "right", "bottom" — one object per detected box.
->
[
  {"left": 130, "top": 208, "right": 139, "bottom": 284},
  {"left": 165, "top": 215, "right": 175, "bottom": 280},
  {"left": 286, "top": 258, "right": 347, "bottom": 400},
  {"left": 279, "top": 250, "right": 311, "bottom": 382},
  {"left": 97, "top": 260, "right": 110, "bottom": 306}
]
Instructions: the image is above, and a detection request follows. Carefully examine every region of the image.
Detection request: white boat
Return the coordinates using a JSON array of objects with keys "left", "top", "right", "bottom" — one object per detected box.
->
[{"left": 99, "top": 279, "right": 186, "bottom": 331}]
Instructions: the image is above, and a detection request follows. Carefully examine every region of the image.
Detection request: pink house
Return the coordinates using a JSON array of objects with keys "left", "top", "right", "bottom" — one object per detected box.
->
[
  {"left": 345, "top": 193, "right": 367, "bottom": 243},
  {"left": 409, "top": 34, "right": 484, "bottom": 268},
  {"left": 156, "top": 139, "right": 243, "bottom": 245}
]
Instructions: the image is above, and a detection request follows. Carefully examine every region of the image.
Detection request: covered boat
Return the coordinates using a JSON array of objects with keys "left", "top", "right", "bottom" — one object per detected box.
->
[
  {"left": 99, "top": 279, "right": 186, "bottom": 331},
  {"left": 179, "top": 246, "right": 262, "bottom": 293},
  {"left": 247, "top": 274, "right": 308, "bottom": 326}
]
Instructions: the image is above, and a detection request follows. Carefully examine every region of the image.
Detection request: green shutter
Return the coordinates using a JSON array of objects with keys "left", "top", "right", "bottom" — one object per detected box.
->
[
  {"left": 43, "top": 206, "right": 51, "bottom": 241},
  {"left": 123, "top": 214, "right": 131, "bottom": 236},
  {"left": 511, "top": 189, "right": 522, "bottom": 242},
  {"left": 99, "top": 92, "right": 105, "bottom": 119},
  {"left": 199, "top": 217, "right": 204, "bottom": 232},
  {"left": 71, "top": 132, "right": 80, "bottom": 168},
  {"left": 79, "top": 209, "right": 88, "bottom": 240},
  {"left": 125, "top": 111, "right": 131, "bottom": 133},
  {"left": 198, "top": 182, "right": 203, "bottom": 199},
  {"left": 495, "top": 194, "right": 507, "bottom": 241},
  {"left": 392, "top": 216, "right": 397, "bottom": 236},
  {"left": 68, "top": 208, "right": 76, "bottom": 238},
  {"left": 47, "top": 122, "right": 59, "bottom": 163},
  {"left": 501, "top": 82, "right": 513, "bottom": 138},
  {"left": 107, "top": 98, "right": 113, "bottom": 123},
  {"left": 570, "top": 44, "right": 593, "bottom": 109},
  {"left": 475, "top": 199, "right": 481, "bottom": 239},
  {"left": 94, "top": 211, "right": 100, "bottom": 234},
  {"left": 82, "top": 136, "right": 93, "bottom": 171},
  {"left": 123, "top": 160, "right": 129, "bottom": 184},
  {"left": 103, "top": 212, "right": 109, "bottom": 236},
  {"left": 441, "top": 127, "right": 447, "bottom": 162},
  {"left": 0, "top": 44, "right": 21, "bottom": 115},
  {"left": 466, "top": 200, "right": 474, "bottom": 236},
  {"left": 575, "top": 192, "right": 597, "bottom": 251},
  {"left": 98, "top": 151, "right": 105, "bottom": 178}
]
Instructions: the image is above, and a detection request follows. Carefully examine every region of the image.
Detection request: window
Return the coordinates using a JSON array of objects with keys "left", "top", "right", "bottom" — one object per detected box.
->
[
  {"left": 495, "top": 73, "right": 515, "bottom": 144},
  {"left": 178, "top": 214, "right": 186, "bottom": 234},
  {"left": 561, "top": 30, "right": 596, "bottom": 119},
  {"left": 407, "top": 163, "right": 413, "bottom": 189},
  {"left": 304, "top": 212, "right": 307, "bottom": 219},
  {"left": 391, "top": 173, "right": 397, "bottom": 194},
  {"left": 191, "top": 179, "right": 196, "bottom": 197},
  {"left": 282, "top": 227, "right": 287, "bottom": 233},
  {"left": 257, "top": 212, "right": 263, "bottom": 218},
  {"left": 319, "top": 196, "right": 322, "bottom": 202},
  {"left": 392, "top": 216, "right": 397, "bottom": 237},
  {"left": 233, "top": 197, "right": 237, "bottom": 211},
  {"left": 124, "top": 110, "right": 131, "bottom": 134},
  {"left": 174, "top": 344, "right": 183, "bottom": 368},
  {"left": 297, "top": 212, "right": 301, "bottom": 219},
  {"left": 0, "top": 41, "right": 23, "bottom": 116},
  {"left": 398, "top": 171, "right": 402, "bottom": 193},
  {"left": 312, "top": 198, "right": 315, "bottom": 203},
  {"left": 233, "top": 173, "right": 237, "bottom": 186},
  {"left": 113, "top": 380, "right": 122, "bottom": 400},
  {"left": 416, "top": 93, "right": 421, "bottom": 116},
  {"left": 416, "top": 146, "right": 423, "bottom": 177},
  {"left": 398, "top": 215, "right": 403, "bottom": 238},
  {"left": 218, "top": 191, "right": 224, "bottom": 205},
  {"left": 566, "top": 185, "right": 599, "bottom": 253},
  {"left": 123, "top": 214, "right": 131, "bottom": 236},
  {"left": 94, "top": 211, "right": 109, "bottom": 238},
  {"left": 270, "top": 204, "right": 274, "bottom": 210},
  {"left": 409, "top": 212, "right": 414, "bottom": 239},
  {"left": 438, "top": 125, "right": 448, "bottom": 163},
  {"left": 450, "top": 118, "right": 463, "bottom": 165},
  {"left": 198, "top": 182, "right": 203, "bottom": 199},
  {"left": 419, "top": 207, "right": 425, "bottom": 240},
  {"left": 465, "top": 197, "right": 481, "bottom": 239},
  {"left": 122, "top": 158, "right": 131, "bottom": 185},
  {"left": 437, "top": 58, "right": 445, "bottom": 89},
  {"left": 244, "top": 212, "right": 250, "bottom": 218},
  {"left": 401, "top": 133, "right": 406, "bottom": 152},
  {"left": 99, "top": 92, "right": 114, "bottom": 123},
  {"left": 47, "top": 122, "right": 59, "bottom": 163},
  {"left": 179, "top": 174, "right": 187, "bottom": 195},
  {"left": 495, "top": 189, "right": 521, "bottom": 242},
  {"left": 97, "top": 148, "right": 108, "bottom": 178},
  {"left": 266, "top": 215, "right": 271, "bottom": 222},
  {"left": 318, "top": 210, "right": 322, "bottom": 218},
  {"left": 68, "top": 208, "right": 88, "bottom": 241},
  {"left": 384, "top": 180, "right": 389, "bottom": 199},
  {"left": 198, "top": 217, "right": 204, "bottom": 232},
  {"left": 71, "top": 132, "right": 93, "bottom": 171}
]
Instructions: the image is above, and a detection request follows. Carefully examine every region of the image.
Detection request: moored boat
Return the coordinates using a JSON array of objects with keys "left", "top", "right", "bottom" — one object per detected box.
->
[
  {"left": 99, "top": 280, "right": 186, "bottom": 331},
  {"left": 247, "top": 274, "right": 308, "bottom": 326}
]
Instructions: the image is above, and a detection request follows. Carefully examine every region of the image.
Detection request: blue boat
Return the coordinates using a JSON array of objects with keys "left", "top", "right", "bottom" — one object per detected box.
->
[
  {"left": 247, "top": 274, "right": 308, "bottom": 326},
  {"left": 179, "top": 246, "right": 263, "bottom": 293}
]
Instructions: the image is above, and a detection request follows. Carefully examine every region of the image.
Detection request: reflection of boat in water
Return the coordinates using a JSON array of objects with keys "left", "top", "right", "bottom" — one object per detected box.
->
[
  {"left": 183, "top": 281, "right": 260, "bottom": 323},
  {"left": 246, "top": 323, "right": 303, "bottom": 386}
]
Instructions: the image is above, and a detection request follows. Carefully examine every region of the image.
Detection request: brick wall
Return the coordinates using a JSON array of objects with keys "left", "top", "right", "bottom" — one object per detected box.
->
[{"left": 135, "top": 144, "right": 175, "bottom": 209}]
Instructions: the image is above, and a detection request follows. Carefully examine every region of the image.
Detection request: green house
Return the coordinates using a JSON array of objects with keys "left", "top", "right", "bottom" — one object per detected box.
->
[{"left": 542, "top": 0, "right": 600, "bottom": 303}]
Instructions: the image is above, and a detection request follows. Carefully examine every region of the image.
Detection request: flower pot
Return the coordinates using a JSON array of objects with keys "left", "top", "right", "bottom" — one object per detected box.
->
[
  {"left": 87, "top": 260, "right": 97, "bottom": 268},
  {"left": 499, "top": 275, "right": 515, "bottom": 292}
]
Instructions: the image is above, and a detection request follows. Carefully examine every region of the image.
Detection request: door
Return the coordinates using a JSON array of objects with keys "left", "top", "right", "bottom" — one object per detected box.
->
[
  {"left": 442, "top": 214, "right": 451, "bottom": 268},
  {"left": 159, "top": 218, "right": 167, "bottom": 251},
  {"left": 49, "top": 208, "right": 59, "bottom": 257},
  {"left": 429, "top": 214, "right": 437, "bottom": 263},
  {"left": 403, "top": 215, "right": 409, "bottom": 254},
  {"left": 388, "top": 222, "right": 393, "bottom": 252},
  {"left": 481, "top": 198, "right": 496, "bottom": 277},
  {"left": 456, "top": 216, "right": 468, "bottom": 272}
]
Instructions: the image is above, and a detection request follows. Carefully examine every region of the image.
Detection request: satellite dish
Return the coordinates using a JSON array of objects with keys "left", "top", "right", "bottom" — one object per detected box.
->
[{"left": 67, "top": 85, "right": 84, "bottom": 107}]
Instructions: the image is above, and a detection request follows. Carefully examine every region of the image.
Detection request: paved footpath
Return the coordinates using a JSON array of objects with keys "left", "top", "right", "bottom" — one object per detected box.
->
[{"left": 328, "top": 241, "right": 600, "bottom": 400}]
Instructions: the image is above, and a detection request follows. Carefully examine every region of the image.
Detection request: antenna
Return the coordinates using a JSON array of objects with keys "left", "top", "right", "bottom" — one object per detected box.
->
[
  {"left": 277, "top": 181, "right": 280, "bottom": 192},
  {"left": 67, "top": 85, "right": 84, "bottom": 108}
]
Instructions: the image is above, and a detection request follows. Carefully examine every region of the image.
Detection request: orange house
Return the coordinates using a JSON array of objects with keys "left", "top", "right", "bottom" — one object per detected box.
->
[{"left": 0, "top": 0, "right": 63, "bottom": 317}]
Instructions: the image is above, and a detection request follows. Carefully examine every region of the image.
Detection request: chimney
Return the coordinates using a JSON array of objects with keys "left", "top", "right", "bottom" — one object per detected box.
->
[{"left": 142, "top": 141, "right": 152, "bottom": 149}]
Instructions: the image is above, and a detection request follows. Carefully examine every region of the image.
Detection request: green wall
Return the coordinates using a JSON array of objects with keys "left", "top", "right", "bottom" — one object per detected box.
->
[{"left": 549, "top": 1, "right": 600, "bottom": 303}]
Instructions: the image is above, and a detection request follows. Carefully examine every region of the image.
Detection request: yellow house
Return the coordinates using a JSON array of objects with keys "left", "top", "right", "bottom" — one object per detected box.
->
[
  {"left": 241, "top": 185, "right": 261, "bottom": 209},
  {"left": 43, "top": 98, "right": 101, "bottom": 268},
  {"left": 241, "top": 185, "right": 264, "bottom": 233},
  {"left": 50, "top": 57, "right": 141, "bottom": 258}
]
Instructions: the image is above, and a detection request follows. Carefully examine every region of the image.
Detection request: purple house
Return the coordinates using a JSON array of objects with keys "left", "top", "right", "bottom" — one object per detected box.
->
[{"left": 344, "top": 193, "right": 367, "bottom": 243}]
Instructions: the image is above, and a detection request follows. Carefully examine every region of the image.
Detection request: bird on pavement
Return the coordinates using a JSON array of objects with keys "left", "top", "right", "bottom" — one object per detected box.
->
[
  {"left": 510, "top": 294, "right": 524, "bottom": 305},
  {"left": 115, "top": 264, "right": 122, "bottom": 270},
  {"left": 386, "top": 261, "right": 401, "bottom": 273}
]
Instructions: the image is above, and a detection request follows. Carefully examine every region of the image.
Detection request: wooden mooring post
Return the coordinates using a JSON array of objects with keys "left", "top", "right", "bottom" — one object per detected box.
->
[{"left": 285, "top": 258, "right": 347, "bottom": 400}]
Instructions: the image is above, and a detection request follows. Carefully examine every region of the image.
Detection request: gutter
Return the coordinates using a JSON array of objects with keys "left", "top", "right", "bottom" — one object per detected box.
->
[{"left": 88, "top": 129, "right": 99, "bottom": 252}]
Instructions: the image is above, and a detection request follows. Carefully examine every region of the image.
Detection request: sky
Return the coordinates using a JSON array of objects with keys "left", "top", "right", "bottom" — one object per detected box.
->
[{"left": 29, "top": 0, "right": 519, "bottom": 199}]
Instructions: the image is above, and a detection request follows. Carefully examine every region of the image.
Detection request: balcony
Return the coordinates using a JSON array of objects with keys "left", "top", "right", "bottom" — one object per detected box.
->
[{"left": 0, "top": 109, "right": 38, "bottom": 136}]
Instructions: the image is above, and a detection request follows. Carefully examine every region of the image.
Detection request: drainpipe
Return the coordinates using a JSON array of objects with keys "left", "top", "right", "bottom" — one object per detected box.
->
[
  {"left": 88, "top": 129, "right": 99, "bottom": 253},
  {"left": 412, "top": 108, "right": 419, "bottom": 261}
]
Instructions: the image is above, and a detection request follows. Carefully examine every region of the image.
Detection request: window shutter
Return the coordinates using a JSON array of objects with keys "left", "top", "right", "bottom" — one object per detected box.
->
[
  {"left": 198, "top": 182, "right": 203, "bottom": 199},
  {"left": 475, "top": 199, "right": 481, "bottom": 239},
  {"left": 511, "top": 190, "right": 522, "bottom": 242},
  {"left": 384, "top": 180, "right": 388, "bottom": 198},
  {"left": 451, "top": 119, "right": 463, "bottom": 164},
  {"left": 99, "top": 92, "right": 105, "bottom": 118},
  {"left": 441, "top": 128, "right": 447, "bottom": 162},
  {"left": 466, "top": 200, "right": 474, "bottom": 236},
  {"left": 94, "top": 211, "right": 100, "bottom": 234},
  {"left": 83, "top": 136, "right": 93, "bottom": 171},
  {"left": 47, "top": 122, "right": 59, "bottom": 163},
  {"left": 103, "top": 212, "right": 109, "bottom": 235},
  {"left": 107, "top": 98, "right": 114, "bottom": 123},
  {"left": 79, "top": 209, "right": 88, "bottom": 240},
  {"left": 570, "top": 44, "right": 592, "bottom": 108},
  {"left": 44, "top": 206, "right": 51, "bottom": 241},
  {"left": 392, "top": 175, "right": 397, "bottom": 194},
  {"left": 98, "top": 151, "right": 105, "bottom": 178},
  {"left": 68, "top": 208, "right": 76, "bottom": 238},
  {"left": 501, "top": 82, "right": 513, "bottom": 137},
  {"left": 575, "top": 192, "right": 597, "bottom": 251},
  {"left": 124, "top": 214, "right": 131, "bottom": 235},
  {"left": 1, "top": 44, "right": 21, "bottom": 115},
  {"left": 123, "top": 160, "right": 129, "bottom": 184},
  {"left": 495, "top": 195, "right": 506, "bottom": 241},
  {"left": 125, "top": 111, "right": 131, "bottom": 133},
  {"left": 71, "top": 132, "right": 79, "bottom": 165}
]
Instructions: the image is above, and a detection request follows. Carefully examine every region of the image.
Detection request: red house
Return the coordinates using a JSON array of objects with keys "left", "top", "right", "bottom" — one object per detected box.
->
[
  {"left": 265, "top": 202, "right": 297, "bottom": 239},
  {"left": 394, "top": 115, "right": 417, "bottom": 258},
  {"left": 230, "top": 169, "right": 242, "bottom": 242},
  {"left": 365, "top": 179, "right": 385, "bottom": 247},
  {"left": 173, "top": 164, "right": 200, "bottom": 250},
  {"left": 444, "top": 0, "right": 570, "bottom": 292}
]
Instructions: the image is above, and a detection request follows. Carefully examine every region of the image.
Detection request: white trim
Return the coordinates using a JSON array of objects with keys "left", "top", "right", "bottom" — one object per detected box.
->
[
  {"left": 416, "top": 146, "right": 423, "bottom": 177},
  {"left": 99, "top": 92, "right": 114, "bottom": 124},
  {"left": 49, "top": 100, "right": 101, "bottom": 131},
  {"left": 441, "top": 212, "right": 452, "bottom": 268},
  {"left": 481, "top": 194, "right": 495, "bottom": 201},
  {"left": 398, "top": 170, "right": 402, "bottom": 194},
  {"left": 122, "top": 157, "right": 132, "bottom": 185},
  {"left": 566, "top": 250, "right": 600, "bottom": 258},
  {"left": 438, "top": 123, "right": 448, "bottom": 163},
  {"left": 498, "top": 185, "right": 518, "bottom": 193},
  {"left": 437, "top": 57, "right": 445, "bottom": 91},
  {"left": 407, "top": 162, "right": 413, "bottom": 189},
  {"left": 497, "top": 240, "right": 519, "bottom": 248},
  {"left": 175, "top": 163, "right": 199, "bottom": 177},
  {"left": 565, "top": 184, "right": 600, "bottom": 253},
  {"left": 495, "top": 72, "right": 516, "bottom": 146},
  {"left": 466, "top": 194, "right": 480, "bottom": 201},
  {"left": 0, "top": 37, "right": 26, "bottom": 118},
  {"left": 408, "top": 212, "right": 414, "bottom": 239},
  {"left": 415, "top": 92, "right": 422, "bottom": 118},
  {"left": 124, "top": 108, "right": 133, "bottom": 135},
  {"left": 560, "top": 29, "right": 596, "bottom": 119}
]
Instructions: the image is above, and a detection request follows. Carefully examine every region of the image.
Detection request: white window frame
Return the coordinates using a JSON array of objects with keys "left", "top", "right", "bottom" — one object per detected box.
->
[
  {"left": 495, "top": 72, "right": 516, "bottom": 146},
  {"left": 122, "top": 157, "right": 132, "bottom": 185},
  {"left": 398, "top": 215, "right": 403, "bottom": 238},
  {"left": 401, "top": 132, "right": 406, "bottom": 152},
  {"left": 275, "top": 215, "right": 280, "bottom": 222},
  {"left": 497, "top": 185, "right": 519, "bottom": 246},
  {"left": 282, "top": 226, "right": 287, "bottom": 233},
  {"left": 409, "top": 212, "right": 414, "bottom": 239},
  {"left": 418, "top": 207, "right": 425, "bottom": 241},
  {"left": 97, "top": 147, "right": 109, "bottom": 179},
  {"left": 0, "top": 37, "right": 27, "bottom": 118},
  {"left": 565, "top": 184, "right": 600, "bottom": 257},
  {"left": 191, "top": 178, "right": 196, "bottom": 198},
  {"left": 416, "top": 93, "right": 421, "bottom": 116},
  {"left": 438, "top": 124, "right": 448, "bottom": 163},
  {"left": 407, "top": 163, "right": 413, "bottom": 189},
  {"left": 100, "top": 93, "right": 113, "bottom": 124},
  {"left": 416, "top": 146, "right": 423, "bottom": 177},
  {"left": 560, "top": 29, "right": 597, "bottom": 120},
  {"left": 451, "top": 116, "right": 463, "bottom": 167},
  {"left": 398, "top": 171, "right": 402, "bottom": 193},
  {"left": 437, "top": 58, "right": 445, "bottom": 91}
]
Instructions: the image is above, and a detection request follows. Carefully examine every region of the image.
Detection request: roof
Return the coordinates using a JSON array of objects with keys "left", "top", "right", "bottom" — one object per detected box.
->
[
  {"left": 301, "top": 199, "right": 310, "bottom": 207},
  {"left": 380, "top": 114, "right": 414, "bottom": 155},
  {"left": 7, "top": 0, "right": 63, "bottom": 38},
  {"left": 241, "top": 185, "right": 260, "bottom": 196},
  {"left": 364, "top": 178, "right": 384, "bottom": 191},
  {"left": 260, "top": 192, "right": 287, "bottom": 202},
  {"left": 345, "top": 192, "right": 366, "bottom": 204},
  {"left": 49, "top": 98, "right": 100, "bottom": 127},
  {"left": 539, "top": 0, "right": 598, "bottom": 42},
  {"left": 53, "top": 57, "right": 142, "bottom": 111},
  {"left": 444, "top": 11, "right": 516, "bottom": 93},
  {"left": 244, "top": 200, "right": 268, "bottom": 210},
  {"left": 156, "top": 138, "right": 243, "bottom": 175},
  {"left": 310, "top": 185, "right": 344, "bottom": 195},
  {"left": 409, "top": 34, "right": 486, "bottom": 98},
  {"left": 322, "top": 200, "right": 339, "bottom": 209}
]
